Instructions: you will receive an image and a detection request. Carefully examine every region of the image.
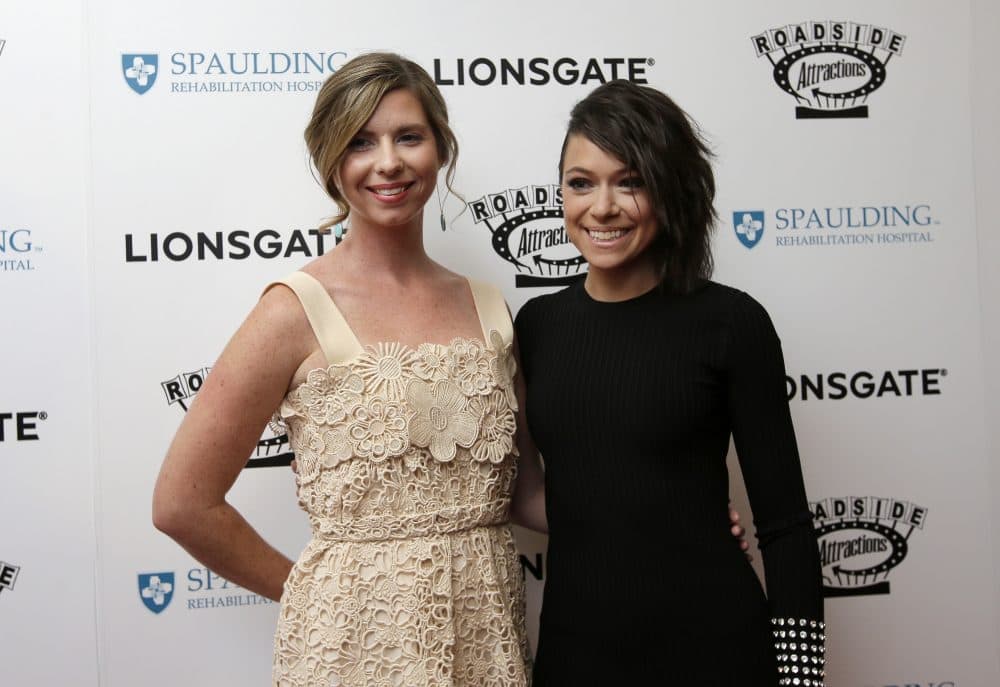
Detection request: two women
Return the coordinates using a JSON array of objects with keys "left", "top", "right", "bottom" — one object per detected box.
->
[{"left": 154, "top": 52, "right": 822, "bottom": 686}]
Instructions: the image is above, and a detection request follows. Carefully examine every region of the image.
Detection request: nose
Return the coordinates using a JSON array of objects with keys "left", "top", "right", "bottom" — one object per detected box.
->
[
  {"left": 375, "top": 139, "right": 403, "bottom": 176},
  {"left": 590, "top": 185, "right": 619, "bottom": 219}
]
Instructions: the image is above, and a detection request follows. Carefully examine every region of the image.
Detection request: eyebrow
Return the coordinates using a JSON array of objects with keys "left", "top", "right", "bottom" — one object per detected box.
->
[
  {"left": 355, "top": 122, "right": 432, "bottom": 137},
  {"left": 562, "top": 165, "right": 635, "bottom": 176}
]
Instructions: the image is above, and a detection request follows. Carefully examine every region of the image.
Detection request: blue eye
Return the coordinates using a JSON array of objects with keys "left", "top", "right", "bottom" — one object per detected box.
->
[
  {"left": 620, "top": 177, "right": 644, "bottom": 190},
  {"left": 347, "top": 137, "right": 371, "bottom": 150}
]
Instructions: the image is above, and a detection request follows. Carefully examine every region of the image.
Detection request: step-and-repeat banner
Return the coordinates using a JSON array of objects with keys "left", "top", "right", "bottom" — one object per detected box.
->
[{"left": 2, "top": 0, "right": 998, "bottom": 685}]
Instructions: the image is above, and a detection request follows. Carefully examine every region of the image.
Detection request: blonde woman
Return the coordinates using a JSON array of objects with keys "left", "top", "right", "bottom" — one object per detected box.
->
[{"left": 154, "top": 53, "right": 531, "bottom": 686}]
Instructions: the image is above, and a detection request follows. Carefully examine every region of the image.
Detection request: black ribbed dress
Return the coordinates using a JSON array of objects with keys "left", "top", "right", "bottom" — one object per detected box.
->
[{"left": 515, "top": 280, "right": 825, "bottom": 686}]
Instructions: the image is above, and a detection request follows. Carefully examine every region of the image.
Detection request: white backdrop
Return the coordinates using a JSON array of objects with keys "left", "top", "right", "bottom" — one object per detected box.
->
[{"left": 2, "top": 1, "right": 998, "bottom": 685}]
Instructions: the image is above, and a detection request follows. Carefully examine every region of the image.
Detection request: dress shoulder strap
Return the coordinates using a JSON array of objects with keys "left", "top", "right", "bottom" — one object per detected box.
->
[
  {"left": 262, "top": 271, "right": 364, "bottom": 364},
  {"left": 467, "top": 278, "right": 513, "bottom": 346}
]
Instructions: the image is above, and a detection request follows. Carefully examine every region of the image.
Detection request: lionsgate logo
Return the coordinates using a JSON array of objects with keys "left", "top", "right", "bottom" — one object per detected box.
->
[
  {"left": 433, "top": 56, "right": 653, "bottom": 87},
  {"left": 467, "top": 184, "right": 584, "bottom": 288},
  {"left": 121, "top": 49, "right": 348, "bottom": 95},
  {"left": 811, "top": 496, "right": 927, "bottom": 597},
  {"left": 125, "top": 227, "right": 342, "bottom": 263},
  {"left": 730, "top": 204, "right": 938, "bottom": 249},
  {"left": 0, "top": 411, "right": 47, "bottom": 442},
  {"left": 0, "top": 560, "right": 20, "bottom": 596},
  {"left": 1, "top": 228, "right": 43, "bottom": 272},
  {"left": 162, "top": 368, "right": 292, "bottom": 468},
  {"left": 751, "top": 21, "right": 906, "bottom": 119},
  {"left": 786, "top": 368, "right": 945, "bottom": 401}
]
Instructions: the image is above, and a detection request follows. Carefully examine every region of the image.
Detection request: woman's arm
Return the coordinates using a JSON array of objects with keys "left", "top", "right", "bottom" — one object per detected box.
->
[
  {"left": 152, "top": 285, "right": 313, "bottom": 601},
  {"left": 509, "top": 333, "right": 548, "bottom": 533},
  {"left": 727, "top": 291, "right": 825, "bottom": 685}
]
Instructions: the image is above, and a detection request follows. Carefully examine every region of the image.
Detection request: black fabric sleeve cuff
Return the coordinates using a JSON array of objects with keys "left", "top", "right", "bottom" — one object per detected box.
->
[{"left": 772, "top": 617, "right": 826, "bottom": 686}]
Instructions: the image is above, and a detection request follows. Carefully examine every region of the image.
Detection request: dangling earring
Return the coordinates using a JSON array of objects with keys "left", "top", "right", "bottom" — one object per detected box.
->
[{"left": 436, "top": 183, "right": 448, "bottom": 231}]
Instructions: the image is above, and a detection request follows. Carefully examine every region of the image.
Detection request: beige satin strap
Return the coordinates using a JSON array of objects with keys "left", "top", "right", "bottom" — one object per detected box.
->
[
  {"left": 263, "top": 271, "right": 364, "bottom": 364},
  {"left": 467, "top": 279, "right": 513, "bottom": 346}
]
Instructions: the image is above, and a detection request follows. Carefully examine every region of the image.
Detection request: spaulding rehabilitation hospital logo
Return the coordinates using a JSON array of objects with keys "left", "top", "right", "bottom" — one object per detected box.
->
[
  {"left": 751, "top": 21, "right": 906, "bottom": 119},
  {"left": 122, "top": 54, "right": 158, "bottom": 95},
  {"left": 811, "top": 496, "right": 927, "bottom": 597},
  {"left": 120, "top": 49, "right": 347, "bottom": 95},
  {"left": 162, "top": 367, "right": 292, "bottom": 468},
  {"left": 138, "top": 572, "right": 174, "bottom": 614},
  {"left": 468, "top": 184, "right": 584, "bottom": 288}
]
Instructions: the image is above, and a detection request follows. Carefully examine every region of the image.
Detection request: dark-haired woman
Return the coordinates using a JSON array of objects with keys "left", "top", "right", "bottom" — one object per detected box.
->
[{"left": 511, "top": 81, "right": 825, "bottom": 685}]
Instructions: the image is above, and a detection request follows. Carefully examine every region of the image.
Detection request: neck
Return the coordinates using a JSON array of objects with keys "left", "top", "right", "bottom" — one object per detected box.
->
[
  {"left": 336, "top": 213, "right": 434, "bottom": 281},
  {"left": 583, "top": 260, "right": 660, "bottom": 302}
]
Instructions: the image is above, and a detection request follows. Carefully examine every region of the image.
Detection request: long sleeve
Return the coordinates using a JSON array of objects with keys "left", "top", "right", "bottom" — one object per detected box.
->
[
  {"left": 726, "top": 291, "right": 826, "bottom": 686},
  {"left": 518, "top": 281, "right": 827, "bottom": 683}
]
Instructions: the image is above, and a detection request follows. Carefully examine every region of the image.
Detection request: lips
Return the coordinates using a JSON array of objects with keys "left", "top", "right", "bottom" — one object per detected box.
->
[
  {"left": 367, "top": 182, "right": 414, "bottom": 202},
  {"left": 585, "top": 227, "right": 632, "bottom": 242}
]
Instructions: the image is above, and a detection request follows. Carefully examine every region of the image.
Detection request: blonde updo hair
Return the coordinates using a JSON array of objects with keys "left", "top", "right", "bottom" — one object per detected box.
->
[{"left": 304, "top": 52, "right": 460, "bottom": 232}]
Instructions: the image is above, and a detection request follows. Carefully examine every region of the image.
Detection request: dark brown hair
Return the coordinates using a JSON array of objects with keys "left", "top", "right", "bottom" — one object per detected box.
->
[{"left": 559, "top": 80, "right": 716, "bottom": 293}]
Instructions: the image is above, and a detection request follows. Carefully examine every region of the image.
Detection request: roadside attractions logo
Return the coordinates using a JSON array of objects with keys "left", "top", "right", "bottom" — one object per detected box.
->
[
  {"left": 121, "top": 49, "right": 348, "bottom": 95},
  {"left": 786, "top": 368, "right": 945, "bottom": 401},
  {"left": 811, "top": 496, "right": 927, "bottom": 597},
  {"left": 731, "top": 204, "right": 938, "bottom": 249},
  {"left": 433, "top": 56, "right": 653, "bottom": 86},
  {"left": 124, "top": 226, "right": 341, "bottom": 263},
  {"left": 1, "top": 228, "right": 42, "bottom": 272},
  {"left": 751, "top": 21, "right": 906, "bottom": 119},
  {"left": 0, "top": 411, "right": 46, "bottom": 442},
  {"left": 468, "top": 184, "right": 585, "bottom": 288},
  {"left": 138, "top": 568, "right": 274, "bottom": 613},
  {"left": 0, "top": 560, "right": 20, "bottom": 597},
  {"left": 162, "top": 367, "right": 292, "bottom": 468}
]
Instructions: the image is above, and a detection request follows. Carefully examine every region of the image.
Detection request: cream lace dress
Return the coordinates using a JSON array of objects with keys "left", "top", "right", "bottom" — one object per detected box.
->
[{"left": 267, "top": 271, "right": 530, "bottom": 687}]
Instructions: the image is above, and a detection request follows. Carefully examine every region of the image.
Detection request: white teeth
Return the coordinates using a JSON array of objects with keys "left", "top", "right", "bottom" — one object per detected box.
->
[
  {"left": 589, "top": 229, "right": 625, "bottom": 240},
  {"left": 374, "top": 186, "right": 406, "bottom": 196}
]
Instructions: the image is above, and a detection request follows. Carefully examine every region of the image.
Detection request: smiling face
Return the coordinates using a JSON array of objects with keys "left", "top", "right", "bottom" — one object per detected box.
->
[
  {"left": 336, "top": 88, "right": 441, "bottom": 232},
  {"left": 561, "top": 133, "right": 660, "bottom": 296}
]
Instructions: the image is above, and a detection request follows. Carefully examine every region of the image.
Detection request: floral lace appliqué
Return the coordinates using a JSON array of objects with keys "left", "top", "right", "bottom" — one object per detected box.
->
[
  {"left": 406, "top": 379, "right": 479, "bottom": 463},
  {"left": 356, "top": 342, "right": 418, "bottom": 400},
  {"left": 448, "top": 338, "right": 494, "bottom": 396},
  {"left": 346, "top": 397, "right": 408, "bottom": 462},
  {"left": 412, "top": 343, "right": 449, "bottom": 382},
  {"left": 469, "top": 390, "right": 517, "bottom": 464},
  {"left": 272, "top": 332, "right": 530, "bottom": 686}
]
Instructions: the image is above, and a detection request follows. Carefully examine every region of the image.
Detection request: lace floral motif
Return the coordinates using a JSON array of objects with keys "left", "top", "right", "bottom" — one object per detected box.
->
[
  {"left": 273, "top": 329, "right": 529, "bottom": 686},
  {"left": 301, "top": 366, "right": 365, "bottom": 425},
  {"left": 489, "top": 330, "right": 519, "bottom": 411},
  {"left": 346, "top": 398, "right": 408, "bottom": 462},
  {"left": 469, "top": 390, "right": 517, "bottom": 464},
  {"left": 356, "top": 342, "right": 418, "bottom": 400},
  {"left": 412, "top": 343, "right": 449, "bottom": 382},
  {"left": 407, "top": 379, "right": 478, "bottom": 462},
  {"left": 448, "top": 338, "right": 494, "bottom": 396}
]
